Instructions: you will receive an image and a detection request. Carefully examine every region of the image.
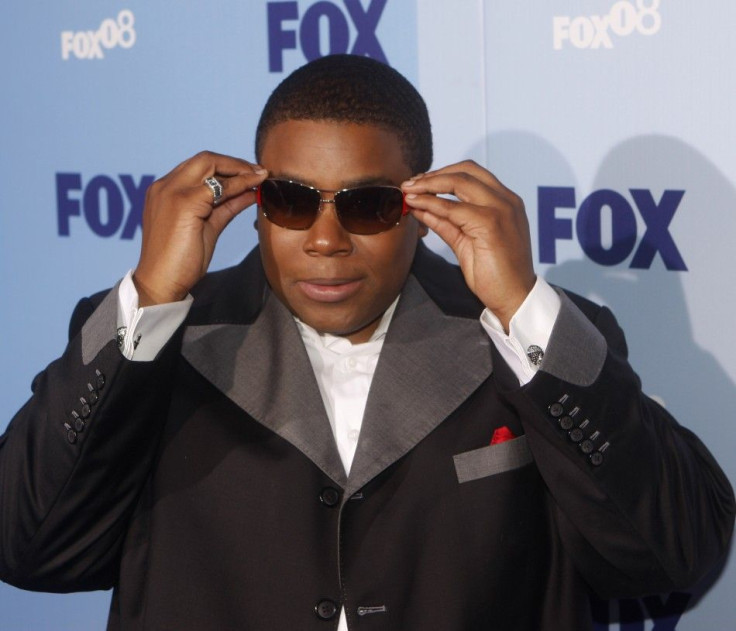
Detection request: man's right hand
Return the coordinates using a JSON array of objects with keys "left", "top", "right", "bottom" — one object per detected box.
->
[{"left": 133, "top": 151, "right": 269, "bottom": 306}]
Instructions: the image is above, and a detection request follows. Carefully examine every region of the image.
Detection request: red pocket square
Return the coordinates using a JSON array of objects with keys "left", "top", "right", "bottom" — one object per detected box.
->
[{"left": 490, "top": 426, "right": 517, "bottom": 445}]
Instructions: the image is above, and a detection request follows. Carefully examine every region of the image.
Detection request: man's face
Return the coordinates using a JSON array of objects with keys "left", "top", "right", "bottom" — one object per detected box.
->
[{"left": 257, "top": 119, "right": 425, "bottom": 343}]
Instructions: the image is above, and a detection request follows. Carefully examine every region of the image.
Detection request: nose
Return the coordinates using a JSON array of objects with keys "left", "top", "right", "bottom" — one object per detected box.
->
[{"left": 302, "top": 196, "right": 354, "bottom": 256}]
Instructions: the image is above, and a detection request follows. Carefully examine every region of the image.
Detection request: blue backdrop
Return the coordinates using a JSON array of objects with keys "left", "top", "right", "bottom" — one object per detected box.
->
[{"left": 2, "top": 2, "right": 733, "bottom": 629}]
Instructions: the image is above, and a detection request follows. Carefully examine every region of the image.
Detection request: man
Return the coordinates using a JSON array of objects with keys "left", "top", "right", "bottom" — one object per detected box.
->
[{"left": 0, "top": 55, "right": 733, "bottom": 630}]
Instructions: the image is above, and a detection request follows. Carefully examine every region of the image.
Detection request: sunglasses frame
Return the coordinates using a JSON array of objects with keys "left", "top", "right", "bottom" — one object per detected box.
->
[{"left": 257, "top": 178, "right": 410, "bottom": 235}]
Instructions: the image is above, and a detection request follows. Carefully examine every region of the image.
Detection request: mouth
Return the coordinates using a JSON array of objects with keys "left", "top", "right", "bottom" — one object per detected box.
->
[{"left": 296, "top": 278, "right": 363, "bottom": 303}]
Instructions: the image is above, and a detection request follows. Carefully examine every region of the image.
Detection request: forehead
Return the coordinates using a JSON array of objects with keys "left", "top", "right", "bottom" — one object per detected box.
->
[{"left": 259, "top": 120, "right": 412, "bottom": 188}]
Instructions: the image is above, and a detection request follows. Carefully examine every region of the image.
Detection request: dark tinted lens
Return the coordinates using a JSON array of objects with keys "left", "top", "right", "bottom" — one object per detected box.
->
[
  {"left": 259, "top": 180, "right": 320, "bottom": 230},
  {"left": 334, "top": 186, "right": 404, "bottom": 235}
]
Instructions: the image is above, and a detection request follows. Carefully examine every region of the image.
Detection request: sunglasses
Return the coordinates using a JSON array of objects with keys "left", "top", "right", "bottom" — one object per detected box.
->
[{"left": 257, "top": 179, "right": 409, "bottom": 235}]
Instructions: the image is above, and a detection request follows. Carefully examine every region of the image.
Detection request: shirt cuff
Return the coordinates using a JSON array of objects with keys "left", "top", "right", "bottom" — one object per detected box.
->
[
  {"left": 480, "top": 277, "right": 561, "bottom": 385},
  {"left": 116, "top": 270, "right": 193, "bottom": 361}
]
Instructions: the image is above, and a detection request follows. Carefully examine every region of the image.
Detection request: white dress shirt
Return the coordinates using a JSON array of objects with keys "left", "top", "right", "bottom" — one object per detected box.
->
[{"left": 294, "top": 297, "right": 398, "bottom": 476}]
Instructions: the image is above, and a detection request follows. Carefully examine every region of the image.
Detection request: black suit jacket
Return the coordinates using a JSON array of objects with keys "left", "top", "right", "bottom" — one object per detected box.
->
[{"left": 1, "top": 243, "right": 733, "bottom": 630}]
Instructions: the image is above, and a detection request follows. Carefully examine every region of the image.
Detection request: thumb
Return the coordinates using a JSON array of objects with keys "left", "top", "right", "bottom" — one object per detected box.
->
[{"left": 207, "top": 188, "right": 259, "bottom": 237}]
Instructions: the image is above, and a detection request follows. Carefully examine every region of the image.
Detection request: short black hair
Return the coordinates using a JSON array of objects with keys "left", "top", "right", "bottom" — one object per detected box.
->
[{"left": 255, "top": 54, "right": 432, "bottom": 174}]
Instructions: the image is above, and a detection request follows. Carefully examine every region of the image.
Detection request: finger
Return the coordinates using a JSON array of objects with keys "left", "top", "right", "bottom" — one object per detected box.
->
[
  {"left": 174, "top": 150, "right": 266, "bottom": 181},
  {"left": 207, "top": 188, "right": 259, "bottom": 236},
  {"left": 416, "top": 160, "right": 503, "bottom": 189},
  {"left": 198, "top": 169, "right": 268, "bottom": 210},
  {"left": 406, "top": 191, "right": 529, "bottom": 256},
  {"left": 406, "top": 161, "right": 516, "bottom": 201},
  {"left": 404, "top": 172, "right": 517, "bottom": 209},
  {"left": 409, "top": 207, "right": 466, "bottom": 251},
  {"left": 405, "top": 190, "right": 504, "bottom": 227},
  {"left": 213, "top": 170, "right": 268, "bottom": 202},
  {"left": 405, "top": 172, "right": 488, "bottom": 205}
]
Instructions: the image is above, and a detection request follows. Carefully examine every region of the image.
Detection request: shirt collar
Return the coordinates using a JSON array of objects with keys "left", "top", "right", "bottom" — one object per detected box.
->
[{"left": 295, "top": 294, "right": 400, "bottom": 353}]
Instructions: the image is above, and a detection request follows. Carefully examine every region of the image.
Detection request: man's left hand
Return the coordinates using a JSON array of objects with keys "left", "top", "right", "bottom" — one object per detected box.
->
[{"left": 402, "top": 160, "right": 536, "bottom": 331}]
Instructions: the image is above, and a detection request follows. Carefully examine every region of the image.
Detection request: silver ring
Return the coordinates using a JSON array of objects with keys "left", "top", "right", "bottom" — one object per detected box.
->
[{"left": 204, "top": 176, "right": 223, "bottom": 205}]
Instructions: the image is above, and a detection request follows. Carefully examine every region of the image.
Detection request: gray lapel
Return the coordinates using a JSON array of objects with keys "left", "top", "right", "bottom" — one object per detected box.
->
[
  {"left": 345, "top": 276, "right": 493, "bottom": 497},
  {"left": 181, "top": 292, "right": 347, "bottom": 487}
]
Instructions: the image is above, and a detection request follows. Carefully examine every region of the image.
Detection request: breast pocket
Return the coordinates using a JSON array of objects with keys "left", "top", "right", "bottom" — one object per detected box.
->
[{"left": 453, "top": 435, "right": 533, "bottom": 483}]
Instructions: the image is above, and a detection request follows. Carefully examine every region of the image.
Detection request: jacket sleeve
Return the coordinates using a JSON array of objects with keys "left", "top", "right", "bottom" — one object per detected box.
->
[
  {"left": 0, "top": 287, "right": 181, "bottom": 592},
  {"left": 494, "top": 290, "right": 735, "bottom": 599}
]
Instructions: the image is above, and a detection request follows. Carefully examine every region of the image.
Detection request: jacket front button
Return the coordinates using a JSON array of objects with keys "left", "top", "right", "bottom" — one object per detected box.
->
[
  {"left": 71, "top": 411, "right": 85, "bottom": 433},
  {"left": 580, "top": 439, "right": 595, "bottom": 454},
  {"left": 79, "top": 397, "right": 91, "bottom": 419},
  {"left": 320, "top": 487, "right": 340, "bottom": 507},
  {"left": 548, "top": 402, "right": 565, "bottom": 418},
  {"left": 86, "top": 383, "right": 99, "bottom": 404},
  {"left": 315, "top": 599, "right": 338, "bottom": 620}
]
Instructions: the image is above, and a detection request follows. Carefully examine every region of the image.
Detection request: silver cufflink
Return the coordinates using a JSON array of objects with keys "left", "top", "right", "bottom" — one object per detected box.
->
[{"left": 526, "top": 344, "right": 544, "bottom": 366}]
